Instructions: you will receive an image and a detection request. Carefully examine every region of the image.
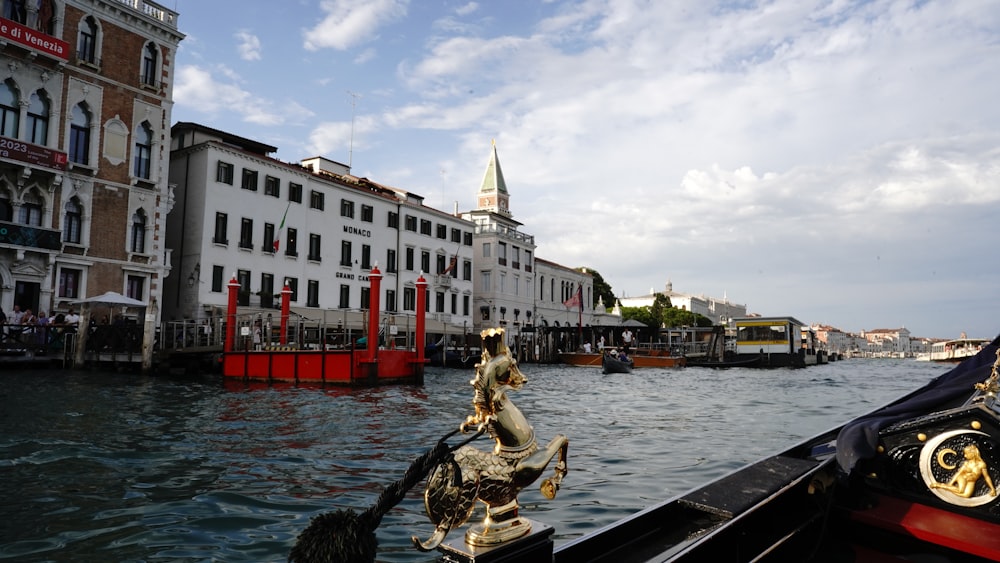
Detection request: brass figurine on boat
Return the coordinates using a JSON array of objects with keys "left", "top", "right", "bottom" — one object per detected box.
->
[{"left": 413, "top": 327, "right": 569, "bottom": 551}]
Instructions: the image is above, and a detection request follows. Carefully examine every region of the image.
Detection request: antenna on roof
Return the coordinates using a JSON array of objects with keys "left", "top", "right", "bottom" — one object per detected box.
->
[{"left": 347, "top": 90, "right": 361, "bottom": 169}]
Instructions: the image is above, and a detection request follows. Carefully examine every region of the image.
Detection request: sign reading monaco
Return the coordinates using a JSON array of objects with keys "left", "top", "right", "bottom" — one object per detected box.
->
[
  {"left": 0, "top": 136, "right": 68, "bottom": 171},
  {"left": 0, "top": 17, "right": 69, "bottom": 61}
]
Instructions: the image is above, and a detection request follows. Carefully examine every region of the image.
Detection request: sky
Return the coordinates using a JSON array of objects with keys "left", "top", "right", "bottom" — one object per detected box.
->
[{"left": 169, "top": 0, "right": 1000, "bottom": 340}]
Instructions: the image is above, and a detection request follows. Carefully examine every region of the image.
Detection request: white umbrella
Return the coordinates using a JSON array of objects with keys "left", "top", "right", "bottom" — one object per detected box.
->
[{"left": 73, "top": 291, "right": 147, "bottom": 308}]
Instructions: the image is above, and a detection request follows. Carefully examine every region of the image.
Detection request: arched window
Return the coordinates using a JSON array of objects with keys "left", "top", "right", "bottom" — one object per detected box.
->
[
  {"left": 141, "top": 43, "right": 158, "bottom": 87},
  {"left": 20, "top": 192, "right": 42, "bottom": 226},
  {"left": 133, "top": 122, "right": 152, "bottom": 179},
  {"left": 64, "top": 198, "right": 82, "bottom": 243},
  {"left": 0, "top": 81, "right": 19, "bottom": 139},
  {"left": 3, "top": 0, "right": 27, "bottom": 24},
  {"left": 36, "top": 0, "right": 54, "bottom": 33},
  {"left": 69, "top": 103, "right": 91, "bottom": 164},
  {"left": 27, "top": 91, "right": 49, "bottom": 145},
  {"left": 131, "top": 209, "right": 147, "bottom": 253},
  {"left": 77, "top": 16, "right": 98, "bottom": 64},
  {"left": 0, "top": 188, "right": 12, "bottom": 222}
]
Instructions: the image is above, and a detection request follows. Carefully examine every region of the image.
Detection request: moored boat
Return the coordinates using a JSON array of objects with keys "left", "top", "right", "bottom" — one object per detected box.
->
[
  {"left": 560, "top": 348, "right": 686, "bottom": 369},
  {"left": 929, "top": 337, "right": 990, "bottom": 363}
]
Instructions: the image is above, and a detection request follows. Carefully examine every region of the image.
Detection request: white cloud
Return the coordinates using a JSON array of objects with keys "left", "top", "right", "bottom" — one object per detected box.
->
[
  {"left": 174, "top": 65, "right": 315, "bottom": 127},
  {"left": 235, "top": 30, "right": 262, "bottom": 61},
  {"left": 303, "top": 0, "right": 408, "bottom": 51}
]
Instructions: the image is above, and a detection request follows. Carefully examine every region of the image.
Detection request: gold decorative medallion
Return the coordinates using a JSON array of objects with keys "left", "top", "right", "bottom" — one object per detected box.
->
[{"left": 919, "top": 429, "right": 998, "bottom": 507}]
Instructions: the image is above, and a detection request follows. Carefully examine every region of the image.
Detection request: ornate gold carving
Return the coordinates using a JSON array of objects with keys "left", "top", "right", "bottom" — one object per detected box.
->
[
  {"left": 413, "top": 328, "right": 569, "bottom": 551},
  {"left": 920, "top": 429, "right": 998, "bottom": 507}
]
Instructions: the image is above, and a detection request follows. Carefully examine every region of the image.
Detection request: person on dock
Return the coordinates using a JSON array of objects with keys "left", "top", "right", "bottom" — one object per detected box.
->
[{"left": 622, "top": 328, "right": 633, "bottom": 354}]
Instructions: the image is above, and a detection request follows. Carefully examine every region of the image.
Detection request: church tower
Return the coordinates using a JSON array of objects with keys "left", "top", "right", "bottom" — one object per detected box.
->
[{"left": 476, "top": 140, "right": 511, "bottom": 217}]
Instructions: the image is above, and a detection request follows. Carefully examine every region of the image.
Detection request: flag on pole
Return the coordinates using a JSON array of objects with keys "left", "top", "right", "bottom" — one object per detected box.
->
[
  {"left": 441, "top": 245, "right": 460, "bottom": 275},
  {"left": 272, "top": 202, "right": 291, "bottom": 252},
  {"left": 562, "top": 284, "right": 582, "bottom": 309}
]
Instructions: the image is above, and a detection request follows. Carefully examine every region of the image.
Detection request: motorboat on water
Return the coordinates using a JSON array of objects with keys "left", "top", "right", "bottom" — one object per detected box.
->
[{"left": 601, "top": 349, "right": 633, "bottom": 374}]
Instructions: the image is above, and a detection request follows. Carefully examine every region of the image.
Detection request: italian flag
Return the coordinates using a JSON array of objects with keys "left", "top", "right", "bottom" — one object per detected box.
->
[{"left": 273, "top": 202, "right": 290, "bottom": 252}]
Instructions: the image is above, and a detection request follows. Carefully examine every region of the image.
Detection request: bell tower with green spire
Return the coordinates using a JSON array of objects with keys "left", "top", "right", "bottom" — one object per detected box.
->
[{"left": 477, "top": 139, "right": 511, "bottom": 217}]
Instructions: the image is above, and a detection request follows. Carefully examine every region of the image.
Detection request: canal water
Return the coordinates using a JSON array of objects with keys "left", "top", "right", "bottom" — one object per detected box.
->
[{"left": 1, "top": 359, "right": 950, "bottom": 562}]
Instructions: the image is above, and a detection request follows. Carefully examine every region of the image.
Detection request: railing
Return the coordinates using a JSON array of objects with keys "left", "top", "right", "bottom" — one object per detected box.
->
[
  {"left": 0, "top": 323, "right": 142, "bottom": 362},
  {"left": 113, "top": 0, "right": 178, "bottom": 28}
]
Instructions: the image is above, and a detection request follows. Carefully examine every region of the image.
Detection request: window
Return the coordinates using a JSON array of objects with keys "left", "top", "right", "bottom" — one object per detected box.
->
[
  {"left": 19, "top": 196, "right": 42, "bottom": 226},
  {"left": 3, "top": 1, "right": 26, "bottom": 23},
  {"left": 463, "top": 295, "right": 470, "bottom": 316},
  {"left": 403, "top": 287, "right": 415, "bottom": 311},
  {"left": 405, "top": 247, "right": 414, "bottom": 271},
  {"left": 131, "top": 209, "right": 147, "bottom": 253},
  {"left": 0, "top": 81, "right": 18, "bottom": 138},
  {"left": 420, "top": 250, "right": 430, "bottom": 273},
  {"left": 285, "top": 227, "right": 297, "bottom": 257},
  {"left": 385, "top": 289, "right": 396, "bottom": 312},
  {"left": 436, "top": 254, "right": 446, "bottom": 274},
  {"left": 126, "top": 275, "right": 145, "bottom": 302},
  {"left": 463, "top": 231, "right": 473, "bottom": 246},
  {"left": 340, "top": 240, "right": 352, "bottom": 266},
  {"left": 361, "top": 204, "right": 373, "bottom": 222},
  {"left": 239, "top": 218, "right": 253, "bottom": 249},
  {"left": 63, "top": 199, "right": 82, "bottom": 243},
  {"left": 78, "top": 16, "right": 98, "bottom": 64},
  {"left": 386, "top": 249, "right": 396, "bottom": 273},
  {"left": 213, "top": 212, "right": 228, "bottom": 245},
  {"left": 260, "top": 273, "right": 274, "bottom": 308},
  {"left": 69, "top": 103, "right": 90, "bottom": 165},
  {"left": 237, "top": 269, "right": 251, "bottom": 306},
  {"left": 524, "top": 250, "right": 533, "bottom": 272},
  {"left": 339, "top": 284, "right": 350, "bottom": 308},
  {"left": 451, "top": 293, "right": 457, "bottom": 315},
  {"left": 361, "top": 245, "right": 371, "bottom": 269},
  {"left": 262, "top": 222, "right": 275, "bottom": 252},
  {"left": 310, "top": 190, "right": 324, "bottom": 210},
  {"left": 241, "top": 168, "right": 258, "bottom": 191},
  {"left": 286, "top": 278, "right": 299, "bottom": 302},
  {"left": 0, "top": 196, "right": 11, "bottom": 221},
  {"left": 340, "top": 199, "right": 354, "bottom": 218},
  {"left": 141, "top": 42, "right": 158, "bottom": 87},
  {"left": 498, "top": 242, "right": 507, "bottom": 266},
  {"left": 420, "top": 219, "right": 432, "bottom": 235},
  {"left": 451, "top": 228, "right": 461, "bottom": 243},
  {"left": 462, "top": 260, "right": 471, "bottom": 281},
  {"left": 482, "top": 271, "right": 492, "bottom": 292},
  {"left": 212, "top": 265, "right": 224, "bottom": 292},
  {"left": 58, "top": 268, "right": 81, "bottom": 299},
  {"left": 360, "top": 287, "right": 370, "bottom": 310},
  {"left": 133, "top": 122, "right": 152, "bottom": 179},
  {"left": 308, "top": 233, "right": 321, "bottom": 261},
  {"left": 482, "top": 242, "right": 491, "bottom": 258},
  {"left": 307, "top": 280, "right": 320, "bottom": 307},
  {"left": 216, "top": 161, "right": 234, "bottom": 184},
  {"left": 387, "top": 211, "right": 398, "bottom": 228},
  {"left": 27, "top": 91, "right": 48, "bottom": 145},
  {"left": 436, "top": 224, "right": 447, "bottom": 239},
  {"left": 289, "top": 182, "right": 302, "bottom": 203},
  {"left": 512, "top": 246, "right": 520, "bottom": 269},
  {"left": 436, "top": 292, "right": 445, "bottom": 313},
  {"left": 264, "top": 175, "right": 280, "bottom": 197},
  {"left": 404, "top": 215, "right": 417, "bottom": 231}
]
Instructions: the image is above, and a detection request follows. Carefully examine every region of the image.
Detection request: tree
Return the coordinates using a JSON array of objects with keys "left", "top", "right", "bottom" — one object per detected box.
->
[{"left": 578, "top": 267, "right": 615, "bottom": 308}]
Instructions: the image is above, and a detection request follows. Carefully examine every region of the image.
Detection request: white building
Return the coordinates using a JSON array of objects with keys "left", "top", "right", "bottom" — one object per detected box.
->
[
  {"left": 165, "top": 123, "right": 475, "bottom": 335},
  {"left": 618, "top": 280, "right": 747, "bottom": 326}
]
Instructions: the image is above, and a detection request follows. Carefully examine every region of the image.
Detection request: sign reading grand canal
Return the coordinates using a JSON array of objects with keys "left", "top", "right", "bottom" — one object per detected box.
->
[
  {"left": 0, "top": 17, "right": 69, "bottom": 61},
  {"left": 0, "top": 136, "right": 67, "bottom": 171}
]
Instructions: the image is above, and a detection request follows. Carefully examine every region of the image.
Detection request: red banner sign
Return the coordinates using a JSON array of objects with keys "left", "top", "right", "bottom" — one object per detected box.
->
[
  {"left": 0, "top": 136, "right": 68, "bottom": 171},
  {"left": 0, "top": 17, "right": 69, "bottom": 61}
]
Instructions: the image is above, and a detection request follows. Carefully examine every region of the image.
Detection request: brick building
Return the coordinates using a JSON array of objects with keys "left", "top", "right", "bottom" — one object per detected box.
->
[{"left": 0, "top": 0, "right": 183, "bottom": 352}]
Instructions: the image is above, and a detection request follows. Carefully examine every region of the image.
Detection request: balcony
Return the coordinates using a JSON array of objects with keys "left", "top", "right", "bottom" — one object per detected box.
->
[
  {"left": 0, "top": 221, "right": 62, "bottom": 251},
  {"left": 434, "top": 275, "right": 452, "bottom": 288},
  {"left": 113, "top": 0, "right": 179, "bottom": 28}
]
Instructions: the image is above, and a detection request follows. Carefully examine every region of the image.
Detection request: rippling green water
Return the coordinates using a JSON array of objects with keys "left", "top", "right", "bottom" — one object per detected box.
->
[{"left": 0, "top": 359, "right": 949, "bottom": 562}]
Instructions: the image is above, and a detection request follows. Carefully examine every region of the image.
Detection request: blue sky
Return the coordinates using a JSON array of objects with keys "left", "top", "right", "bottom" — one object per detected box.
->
[{"left": 171, "top": 0, "right": 1000, "bottom": 340}]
